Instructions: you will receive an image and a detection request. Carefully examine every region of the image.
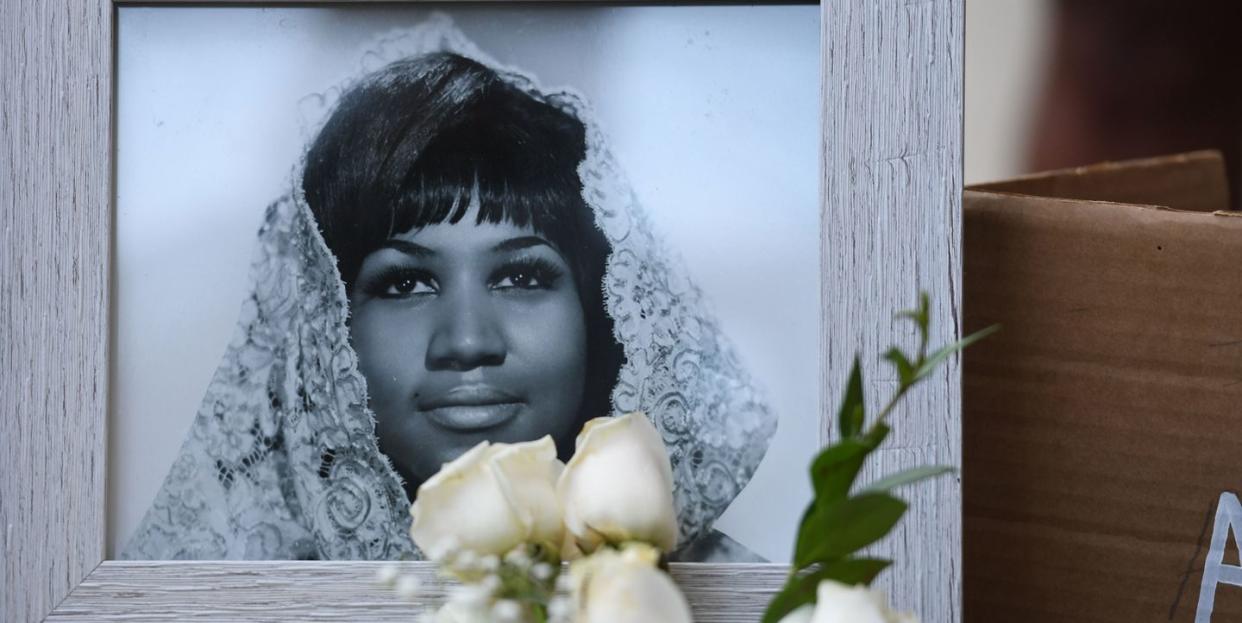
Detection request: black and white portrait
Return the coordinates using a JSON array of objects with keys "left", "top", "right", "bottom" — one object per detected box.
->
[{"left": 112, "top": 6, "right": 819, "bottom": 564}]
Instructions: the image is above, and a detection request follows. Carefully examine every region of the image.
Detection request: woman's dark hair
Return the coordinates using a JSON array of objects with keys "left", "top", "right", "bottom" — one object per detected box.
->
[{"left": 302, "top": 52, "right": 623, "bottom": 452}]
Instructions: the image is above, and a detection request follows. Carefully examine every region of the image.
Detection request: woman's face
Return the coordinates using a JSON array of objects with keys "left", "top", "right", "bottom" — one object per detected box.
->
[{"left": 349, "top": 195, "right": 588, "bottom": 495}]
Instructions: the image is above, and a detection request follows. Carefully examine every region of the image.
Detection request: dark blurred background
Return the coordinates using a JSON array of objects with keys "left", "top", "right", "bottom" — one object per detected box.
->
[{"left": 967, "top": 0, "right": 1242, "bottom": 210}]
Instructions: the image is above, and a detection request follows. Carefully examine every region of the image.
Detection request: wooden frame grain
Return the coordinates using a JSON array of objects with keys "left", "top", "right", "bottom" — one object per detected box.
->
[{"left": 0, "top": 1, "right": 963, "bottom": 621}]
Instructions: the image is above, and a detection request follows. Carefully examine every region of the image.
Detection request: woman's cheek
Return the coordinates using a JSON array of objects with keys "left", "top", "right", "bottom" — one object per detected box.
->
[
  {"left": 350, "top": 305, "right": 427, "bottom": 412},
  {"left": 500, "top": 289, "right": 588, "bottom": 445},
  {"left": 506, "top": 291, "right": 587, "bottom": 373},
  {"left": 350, "top": 303, "right": 443, "bottom": 484}
]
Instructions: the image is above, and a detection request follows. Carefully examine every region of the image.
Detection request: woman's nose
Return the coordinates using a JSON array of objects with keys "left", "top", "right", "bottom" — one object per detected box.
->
[{"left": 424, "top": 290, "right": 507, "bottom": 371}]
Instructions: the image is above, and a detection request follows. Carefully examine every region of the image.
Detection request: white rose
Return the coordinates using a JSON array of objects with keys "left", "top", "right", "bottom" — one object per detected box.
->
[
  {"left": 557, "top": 412, "right": 679, "bottom": 553},
  {"left": 777, "top": 580, "right": 917, "bottom": 623},
  {"left": 409, "top": 436, "right": 564, "bottom": 559},
  {"left": 570, "top": 543, "right": 693, "bottom": 623}
]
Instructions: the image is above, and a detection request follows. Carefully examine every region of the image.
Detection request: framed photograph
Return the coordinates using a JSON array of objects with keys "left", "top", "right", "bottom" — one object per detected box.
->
[{"left": 0, "top": 1, "right": 963, "bottom": 622}]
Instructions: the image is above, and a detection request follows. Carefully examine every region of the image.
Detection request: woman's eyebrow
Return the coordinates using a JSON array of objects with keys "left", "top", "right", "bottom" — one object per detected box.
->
[
  {"left": 492, "top": 236, "right": 554, "bottom": 254},
  {"left": 381, "top": 239, "right": 434, "bottom": 257}
]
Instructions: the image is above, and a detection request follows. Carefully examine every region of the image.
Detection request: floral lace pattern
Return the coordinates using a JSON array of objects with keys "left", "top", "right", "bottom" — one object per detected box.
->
[
  {"left": 123, "top": 15, "right": 776, "bottom": 560},
  {"left": 124, "top": 192, "right": 414, "bottom": 560}
]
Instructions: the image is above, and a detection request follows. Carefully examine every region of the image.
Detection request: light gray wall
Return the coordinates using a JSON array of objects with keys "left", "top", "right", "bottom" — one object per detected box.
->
[{"left": 965, "top": 0, "right": 1054, "bottom": 184}]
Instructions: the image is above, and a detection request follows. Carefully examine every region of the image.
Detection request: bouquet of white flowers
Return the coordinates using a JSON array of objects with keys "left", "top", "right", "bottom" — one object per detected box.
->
[{"left": 383, "top": 412, "right": 690, "bottom": 623}]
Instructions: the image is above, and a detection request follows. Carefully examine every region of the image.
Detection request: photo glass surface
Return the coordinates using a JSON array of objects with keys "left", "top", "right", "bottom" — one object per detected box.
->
[{"left": 112, "top": 4, "right": 820, "bottom": 563}]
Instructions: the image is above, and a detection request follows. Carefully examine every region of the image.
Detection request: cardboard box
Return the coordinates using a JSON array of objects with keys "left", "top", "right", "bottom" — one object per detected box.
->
[{"left": 963, "top": 151, "right": 1242, "bottom": 622}]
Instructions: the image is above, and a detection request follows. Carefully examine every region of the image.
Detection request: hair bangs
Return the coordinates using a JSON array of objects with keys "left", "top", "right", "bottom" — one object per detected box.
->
[
  {"left": 304, "top": 51, "right": 592, "bottom": 293},
  {"left": 384, "top": 104, "right": 590, "bottom": 258}
]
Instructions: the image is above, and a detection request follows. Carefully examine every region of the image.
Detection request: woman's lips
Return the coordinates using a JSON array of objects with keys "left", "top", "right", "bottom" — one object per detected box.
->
[{"left": 419, "top": 385, "right": 523, "bottom": 432}]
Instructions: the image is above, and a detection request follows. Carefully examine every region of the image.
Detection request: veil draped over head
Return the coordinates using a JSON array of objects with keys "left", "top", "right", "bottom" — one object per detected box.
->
[{"left": 123, "top": 16, "right": 776, "bottom": 561}]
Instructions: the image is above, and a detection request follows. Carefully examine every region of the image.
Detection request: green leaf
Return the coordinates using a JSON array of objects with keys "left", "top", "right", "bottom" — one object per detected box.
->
[
  {"left": 883, "top": 347, "right": 915, "bottom": 386},
  {"left": 814, "top": 557, "right": 892, "bottom": 585},
  {"left": 795, "top": 492, "right": 908, "bottom": 568},
  {"left": 792, "top": 503, "right": 818, "bottom": 564},
  {"left": 798, "top": 449, "right": 867, "bottom": 558},
  {"left": 896, "top": 292, "right": 931, "bottom": 337},
  {"left": 836, "top": 357, "right": 866, "bottom": 439},
  {"left": 809, "top": 424, "right": 890, "bottom": 503},
  {"left": 761, "top": 558, "right": 892, "bottom": 623},
  {"left": 760, "top": 568, "right": 821, "bottom": 623},
  {"left": 895, "top": 292, "right": 932, "bottom": 371},
  {"left": 913, "top": 324, "right": 1001, "bottom": 382},
  {"left": 859, "top": 465, "right": 954, "bottom": 494},
  {"left": 797, "top": 425, "right": 890, "bottom": 560}
]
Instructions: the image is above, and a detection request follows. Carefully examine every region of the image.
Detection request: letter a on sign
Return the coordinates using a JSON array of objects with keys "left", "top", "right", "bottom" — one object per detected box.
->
[{"left": 1197, "top": 492, "right": 1242, "bottom": 622}]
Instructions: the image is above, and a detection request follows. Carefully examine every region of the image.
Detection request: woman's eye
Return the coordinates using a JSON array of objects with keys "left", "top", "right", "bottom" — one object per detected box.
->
[
  {"left": 491, "top": 261, "right": 561, "bottom": 291},
  {"left": 381, "top": 274, "right": 436, "bottom": 298},
  {"left": 493, "top": 270, "right": 545, "bottom": 290}
]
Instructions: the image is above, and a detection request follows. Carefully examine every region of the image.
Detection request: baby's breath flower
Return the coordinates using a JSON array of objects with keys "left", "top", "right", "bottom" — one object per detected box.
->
[
  {"left": 480, "top": 574, "right": 503, "bottom": 595},
  {"left": 450, "top": 584, "right": 492, "bottom": 609},
  {"left": 532, "top": 562, "right": 554, "bottom": 581},
  {"left": 454, "top": 550, "right": 480, "bottom": 572},
  {"left": 374, "top": 563, "right": 400, "bottom": 586},
  {"left": 547, "top": 595, "right": 573, "bottom": 623},
  {"left": 491, "top": 599, "right": 523, "bottom": 622},
  {"left": 503, "top": 547, "right": 531, "bottom": 569},
  {"left": 394, "top": 575, "right": 422, "bottom": 601}
]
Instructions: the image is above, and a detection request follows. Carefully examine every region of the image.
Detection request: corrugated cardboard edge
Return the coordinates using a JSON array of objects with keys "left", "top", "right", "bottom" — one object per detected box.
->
[
  {"left": 964, "top": 189, "right": 1242, "bottom": 219},
  {"left": 967, "top": 150, "right": 1231, "bottom": 213}
]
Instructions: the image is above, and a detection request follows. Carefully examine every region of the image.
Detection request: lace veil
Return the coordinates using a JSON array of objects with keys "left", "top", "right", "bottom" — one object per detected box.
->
[{"left": 123, "top": 15, "right": 776, "bottom": 560}]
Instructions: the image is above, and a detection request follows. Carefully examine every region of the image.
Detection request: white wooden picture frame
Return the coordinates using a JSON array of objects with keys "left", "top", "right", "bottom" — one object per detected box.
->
[{"left": 0, "top": 1, "right": 963, "bottom": 621}]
